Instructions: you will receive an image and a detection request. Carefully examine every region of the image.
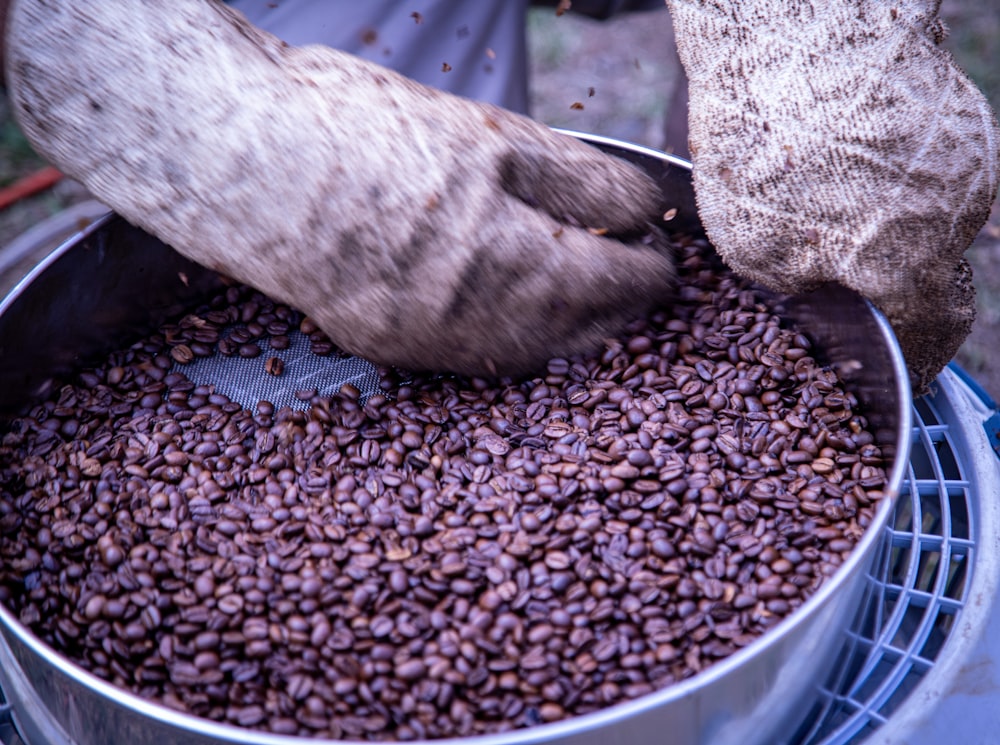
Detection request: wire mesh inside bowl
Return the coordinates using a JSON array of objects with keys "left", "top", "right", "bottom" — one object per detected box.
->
[{"left": 174, "top": 327, "right": 382, "bottom": 411}]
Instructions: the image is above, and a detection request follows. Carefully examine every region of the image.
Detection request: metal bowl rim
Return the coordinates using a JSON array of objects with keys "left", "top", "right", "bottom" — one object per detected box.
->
[{"left": 0, "top": 133, "right": 913, "bottom": 744}]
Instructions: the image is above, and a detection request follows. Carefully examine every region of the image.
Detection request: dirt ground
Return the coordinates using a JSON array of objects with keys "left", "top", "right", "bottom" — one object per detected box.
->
[{"left": 0, "top": 2, "right": 998, "bottom": 399}]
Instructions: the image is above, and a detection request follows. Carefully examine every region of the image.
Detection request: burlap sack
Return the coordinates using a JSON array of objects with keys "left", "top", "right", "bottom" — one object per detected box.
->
[
  {"left": 666, "top": 0, "right": 1000, "bottom": 392},
  {"left": 5, "top": 0, "right": 675, "bottom": 377}
]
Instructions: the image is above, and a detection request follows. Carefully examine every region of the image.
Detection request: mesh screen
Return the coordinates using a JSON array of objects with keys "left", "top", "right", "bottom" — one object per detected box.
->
[{"left": 173, "top": 328, "right": 382, "bottom": 411}]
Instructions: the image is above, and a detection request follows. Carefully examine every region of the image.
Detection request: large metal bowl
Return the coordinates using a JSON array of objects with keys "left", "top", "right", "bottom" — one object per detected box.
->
[{"left": 0, "top": 134, "right": 911, "bottom": 745}]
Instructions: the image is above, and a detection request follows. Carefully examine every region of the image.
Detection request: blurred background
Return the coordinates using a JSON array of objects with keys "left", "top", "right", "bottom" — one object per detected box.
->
[{"left": 0, "top": 1, "right": 997, "bottom": 396}]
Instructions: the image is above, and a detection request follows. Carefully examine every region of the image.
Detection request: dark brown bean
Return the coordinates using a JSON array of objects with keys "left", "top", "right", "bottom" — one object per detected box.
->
[{"left": 238, "top": 342, "right": 262, "bottom": 359}]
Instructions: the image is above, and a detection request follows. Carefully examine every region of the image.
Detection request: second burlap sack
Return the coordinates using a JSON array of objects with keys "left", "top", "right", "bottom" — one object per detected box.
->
[{"left": 667, "top": 0, "right": 1000, "bottom": 392}]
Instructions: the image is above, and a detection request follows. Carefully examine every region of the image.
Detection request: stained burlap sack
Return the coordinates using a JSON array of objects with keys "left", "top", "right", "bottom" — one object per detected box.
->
[
  {"left": 5, "top": 0, "right": 675, "bottom": 377},
  {"left": 666, "top": 0, "right": 1000, "bottom": 392}
]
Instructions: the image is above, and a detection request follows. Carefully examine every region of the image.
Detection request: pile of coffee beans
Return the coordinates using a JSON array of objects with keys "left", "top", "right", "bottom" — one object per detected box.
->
[{"left": 0, "top": 234, "right": 888, "bottom": 740}]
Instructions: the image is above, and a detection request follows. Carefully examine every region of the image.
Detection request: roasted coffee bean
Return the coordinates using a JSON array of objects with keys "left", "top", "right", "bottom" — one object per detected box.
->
[
  {"left": 0, "top": 239, "right": 888, "bottom": 740},
  {"left": 169, "top": 344, "right": 194, "bottom": 364},
  {"left": 238, "top": 342, "right": 262, "bottom": 359},
  {"left": 268, "top": 334, "right": 291, "bottom": 351}
]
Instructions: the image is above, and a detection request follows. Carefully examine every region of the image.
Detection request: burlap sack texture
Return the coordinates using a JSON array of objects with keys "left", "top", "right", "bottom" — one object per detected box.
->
[
  {"left": 666, "top": 0, "right": 1000, "bottom": 393},
  {"left": 5, "top": 0, "right": 676, "bottom": 377}
]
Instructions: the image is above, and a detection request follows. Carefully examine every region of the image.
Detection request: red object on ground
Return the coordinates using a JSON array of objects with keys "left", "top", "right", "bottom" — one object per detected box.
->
[{"left": 0, "top": 166, "right": 63, "bottom": 211}]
